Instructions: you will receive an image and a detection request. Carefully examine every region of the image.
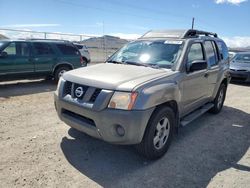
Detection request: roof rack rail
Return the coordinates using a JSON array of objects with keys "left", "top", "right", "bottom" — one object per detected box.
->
[
  {"left": 23, "top": 38, "right": 71, "bottom": 42},
  {"left": 183, "top": 29, "right": 218, "bottom": 38}
]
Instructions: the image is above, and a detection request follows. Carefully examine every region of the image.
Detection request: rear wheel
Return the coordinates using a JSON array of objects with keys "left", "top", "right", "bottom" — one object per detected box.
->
[
  {"left": 135, "top": 106, "right": 175, "bottom": 160},
  {"left": 209, "top": 84, "right": 226, "bottom": 114},
  {"left": 54, "top": 66, "right": 70, "bottom": 82}
]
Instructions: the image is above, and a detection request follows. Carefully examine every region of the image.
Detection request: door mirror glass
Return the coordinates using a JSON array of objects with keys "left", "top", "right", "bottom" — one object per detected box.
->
[{"left": 187, "top": 60, "right": 207, "bottom": 72}]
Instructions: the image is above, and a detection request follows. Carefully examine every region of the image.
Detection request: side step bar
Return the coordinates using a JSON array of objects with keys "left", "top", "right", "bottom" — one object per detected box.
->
[{"left": 180, "top": 103, "right": 214, "bottom": 127}]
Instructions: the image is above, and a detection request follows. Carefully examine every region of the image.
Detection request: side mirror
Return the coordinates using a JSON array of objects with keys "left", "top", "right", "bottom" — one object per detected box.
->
[
  {"left": 0, "top": 51, "right": 8, "bottom": 58},
  {"left": 187, "top": 60, "right": 207, "bottom": 72}
]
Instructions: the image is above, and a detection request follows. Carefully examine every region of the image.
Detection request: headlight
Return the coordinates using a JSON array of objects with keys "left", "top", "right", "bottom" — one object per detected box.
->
[{"left": 108, "top": 92, "right": 138, "bottom": 110}]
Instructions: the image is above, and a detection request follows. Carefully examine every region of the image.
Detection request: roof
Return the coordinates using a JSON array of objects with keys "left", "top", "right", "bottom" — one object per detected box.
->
[
  {"left": 0, "top": 38, "right": 71, "bottom": 43},
  {"left": 140, "top": 29, "right": 218, "bottom": 39}
]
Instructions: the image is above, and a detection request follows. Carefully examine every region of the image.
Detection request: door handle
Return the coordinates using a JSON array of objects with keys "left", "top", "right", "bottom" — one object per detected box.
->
[{"left": 204, "top": 73, "right": 209, "bottom": 78}]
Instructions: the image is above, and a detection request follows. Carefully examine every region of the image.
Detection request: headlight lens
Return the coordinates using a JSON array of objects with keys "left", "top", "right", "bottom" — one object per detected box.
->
[{"left": 108, "top": 92, "right": 138, "bottom": 110}]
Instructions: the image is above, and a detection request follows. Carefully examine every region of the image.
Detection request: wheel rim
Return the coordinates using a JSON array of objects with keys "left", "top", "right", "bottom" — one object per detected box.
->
[
  {"left": 153, "top": 117, "right": 170, "bottom": 150},
  {"left": 217, "top": 89, "right": 224, "bottom": 109},
  {"left": 58, "top": 70, "right": 67, "bottom": 78}
]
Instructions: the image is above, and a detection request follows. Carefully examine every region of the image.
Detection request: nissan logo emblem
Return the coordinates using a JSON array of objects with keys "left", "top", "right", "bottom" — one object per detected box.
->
[{"left": 75, "top": 87, "right": 84, "bottom": 98}]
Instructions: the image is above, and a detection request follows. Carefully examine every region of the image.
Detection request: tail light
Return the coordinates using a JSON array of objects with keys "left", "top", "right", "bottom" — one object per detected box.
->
[{"left": 80, "top": 56, "right": 84, "bottom": 65}]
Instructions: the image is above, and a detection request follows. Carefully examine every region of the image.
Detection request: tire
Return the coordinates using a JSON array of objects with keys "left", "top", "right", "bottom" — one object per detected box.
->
[
  {"left": 82, "top": 57, "right": 88, "bottom": 65},
  {"left": 209, "top": 84, "right": 226, "bottom": 114},
  {"left": 135, "top": 106, "right": 175, "bottom": 160},
  {"left": 54, "top": 66, "right": 70, "bottom": 82}
]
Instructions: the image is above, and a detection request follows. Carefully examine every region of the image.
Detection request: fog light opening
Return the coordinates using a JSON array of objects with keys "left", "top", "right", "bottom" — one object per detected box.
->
[{"left": 116, "top": 125, "right": 125, "bottom": 136}]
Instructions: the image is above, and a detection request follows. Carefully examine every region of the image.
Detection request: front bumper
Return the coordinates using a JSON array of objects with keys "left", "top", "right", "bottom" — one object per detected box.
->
[
  {"left": 54, "top": 93, "right": 154, "bottom": 145},
  {"left": 229, "top": 70, "right": 250, "bottom": 82}
]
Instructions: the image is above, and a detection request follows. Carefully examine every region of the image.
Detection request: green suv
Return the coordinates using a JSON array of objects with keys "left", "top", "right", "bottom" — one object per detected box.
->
[{"left": 0, "top": 39, "right": 85, "bottom": 81}]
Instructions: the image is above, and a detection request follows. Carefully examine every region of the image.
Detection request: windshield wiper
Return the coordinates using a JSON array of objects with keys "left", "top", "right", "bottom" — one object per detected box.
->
[
  {"left": 106, "top": 60, "right": 124, "bottom": 64},
  {"left": 123, "top": 61, "right": 150, "bottom": 67}
]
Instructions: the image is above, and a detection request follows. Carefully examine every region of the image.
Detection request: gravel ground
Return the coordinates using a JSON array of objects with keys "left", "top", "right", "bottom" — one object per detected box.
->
[{"left": 0, "top": 80, "right": 249, "bottom": 188}]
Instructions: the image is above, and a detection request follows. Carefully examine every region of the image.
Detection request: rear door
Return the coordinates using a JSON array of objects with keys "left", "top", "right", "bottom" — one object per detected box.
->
[
  {"left": 0, "top": 41, "right": 33, "bottom": 75},
  {"left": 31, "top": 42, "right": 56, "bottom": 73},
  {"left": 204, "top": 41, "right": 220, "bottom": 97},
  {"left": 56, "top": 43, "right": 81, "bottom": 68},
  {"left": 181, "top": 42, "right": 209, "bottom": 115}
]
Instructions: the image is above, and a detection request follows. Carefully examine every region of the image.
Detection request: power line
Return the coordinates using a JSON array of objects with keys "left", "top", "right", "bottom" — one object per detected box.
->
[{"left": 55, "top": 0, "right": 189, "bottom": 25}]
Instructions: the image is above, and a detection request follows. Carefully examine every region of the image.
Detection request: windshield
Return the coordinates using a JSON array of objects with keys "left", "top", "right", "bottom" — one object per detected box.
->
[
  {"left": 108, "top": 40, "right": 183, "bottom": 69},
  {"left": 0, "top": 42, "right": 7, "bottom": 51},
  {"left": 234, "top": 53, "right": 250, "bottom": 63}
]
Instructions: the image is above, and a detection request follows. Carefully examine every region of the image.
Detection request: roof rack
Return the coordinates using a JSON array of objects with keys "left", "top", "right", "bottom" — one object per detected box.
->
[
  {"left": 22, "top": 38, "right": 71, "bottom": 42},
  {"left": 140, "top": 29, "right": 218, "bottom": 39},
  {"left": 183, "top": 29, "right": 218, "bottom": 38}
]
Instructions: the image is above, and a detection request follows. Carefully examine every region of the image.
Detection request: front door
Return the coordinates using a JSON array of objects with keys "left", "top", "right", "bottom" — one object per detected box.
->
[
  {"left": 0, "top": 42, "right": 33, "bottom": 75},
  {"left": 180, "top": 42, "right": 209, "bottom": 116}
]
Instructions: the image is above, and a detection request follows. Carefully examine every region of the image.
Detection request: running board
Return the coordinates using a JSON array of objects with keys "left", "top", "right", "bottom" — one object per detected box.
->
[{"left": 180, "top": 103, "right": 214, "bottom": 127}]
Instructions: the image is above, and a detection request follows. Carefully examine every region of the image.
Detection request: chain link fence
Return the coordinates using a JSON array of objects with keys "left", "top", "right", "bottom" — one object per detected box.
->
[{"left": 0, "top": 28, "right": 128, "bottom": 63}]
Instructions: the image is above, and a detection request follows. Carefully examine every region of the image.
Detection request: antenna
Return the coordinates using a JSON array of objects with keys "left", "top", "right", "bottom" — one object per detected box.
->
[{"left": 192, "top": 17, "right": 195, "bottom": 29}]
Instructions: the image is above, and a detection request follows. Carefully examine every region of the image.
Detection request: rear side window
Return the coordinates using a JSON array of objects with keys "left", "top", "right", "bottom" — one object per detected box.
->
[
  {"left": 56, "top": 44, "right": 79, "bottom": 55},
  {"left": 3, "top": 42, "right": 30, "bottom": 56},
  {"left": 217, "top": 41, "right": 229, "bottom": 60},
  {"left": 187, "top": 43, "right": 205, "bottom": 64},
  {"left": 33, "top": 42, "right": 54, "bottom": 55},
  {"left": 204, "top": 41, "right": 218, "bottom": 66}
]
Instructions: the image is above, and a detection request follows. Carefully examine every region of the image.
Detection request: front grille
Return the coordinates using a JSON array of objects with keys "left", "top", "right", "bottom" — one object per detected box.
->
[
  {"left": 64, "top": 81, "right": 72, "bottom": 95},
  {"left": 63, "top": 81, "right": 101, "bottom": 103},
  {"left": 89, "top": 89, "right": 102, "bottom": 102},
  {"left": 231, "top": 77, "right": 247, "bottom": 81},
  {"left": 72, "top": 83, "right": 89, "bottom": 99},
  {"left": 230, "top": 69, "right": 247, "bottom": 72},
  {"left": 62, "top": 109, "right": 96, "bottom": 127}
]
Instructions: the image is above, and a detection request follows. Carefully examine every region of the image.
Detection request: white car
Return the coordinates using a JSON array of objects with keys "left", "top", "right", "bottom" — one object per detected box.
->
[{"left": 74, "top": 43, "right": 91, "bottom": 64}]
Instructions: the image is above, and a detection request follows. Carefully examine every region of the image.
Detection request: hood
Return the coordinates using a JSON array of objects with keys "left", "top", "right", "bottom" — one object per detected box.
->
[
  {"left": 63, "top": 63, "right": 173, "bottom": 91},
  {"left": 230, "top": 62, "right": 250, "bottom": 71}
]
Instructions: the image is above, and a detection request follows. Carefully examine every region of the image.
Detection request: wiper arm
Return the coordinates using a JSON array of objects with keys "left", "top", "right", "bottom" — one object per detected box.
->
[
  {"left": 123, "top": 61, "right": 150, "bottom": 67},
  {"left": 106, "top": 60, "right": 124, "bottom": 64},
  {"left": 124, "top": 61, "right": 162, "bottom": 69}
]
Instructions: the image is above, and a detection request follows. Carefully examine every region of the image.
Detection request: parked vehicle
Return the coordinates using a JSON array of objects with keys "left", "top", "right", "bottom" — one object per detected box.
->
[
  {"left": 230, "top": 52, "right": 250, "bottom": 82},
  {"left": 55, "top": 29, "right": 230, "bottom": 159},
  {"left": 73, "top": 43, "right": 91, "bottom": 64},
  {"left": 229, "top": 51, "right": 236, "bottom": 60},
  {"left": 0, "top": 39, "right": 85, "bottom": 81}
]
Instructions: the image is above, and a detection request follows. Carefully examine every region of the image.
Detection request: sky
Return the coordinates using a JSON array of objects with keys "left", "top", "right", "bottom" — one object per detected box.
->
[{"left": 0, "top": 0, "right": 250, "bottom": 47}]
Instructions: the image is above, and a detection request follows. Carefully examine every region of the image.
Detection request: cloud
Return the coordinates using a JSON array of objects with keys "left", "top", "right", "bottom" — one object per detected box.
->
[
  {"left": 214, "top": 0, "right": 248, "bottom": 5},
  {"left": 222, "top": 36, "right": 250, "bottom": 48},
  {"left": 1, "top": 24, "right": 61, "bottom": 28}
]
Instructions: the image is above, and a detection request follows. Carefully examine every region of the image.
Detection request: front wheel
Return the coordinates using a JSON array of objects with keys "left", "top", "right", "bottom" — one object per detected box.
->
[
  {"left": 54, "top": 66, "right": 70, "bottom": 82},
  {"left": 209, "top": 84, "right": 226, "bottom": 114},
  {"left": 135, "top": 106, "right": 175, "bottom": 160}
]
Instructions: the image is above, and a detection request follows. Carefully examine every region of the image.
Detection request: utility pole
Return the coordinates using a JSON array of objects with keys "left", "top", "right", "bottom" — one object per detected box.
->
[
  {"left": 102, "top": 21, "right": 107, "bottom": 60},
  {"left": 192, "top": 17, "right": 195, "bottom": 29}
]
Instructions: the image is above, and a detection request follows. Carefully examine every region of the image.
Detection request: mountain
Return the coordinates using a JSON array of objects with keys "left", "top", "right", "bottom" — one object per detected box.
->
[
  {"left": 0, "top": 34, "right": 8, "bottom": 39},
  {"left": 81, "top": 35, "right": 128, "bottom": 49},
  {"left": 229, "top": 47, "right": 250, "bottom": 52}
]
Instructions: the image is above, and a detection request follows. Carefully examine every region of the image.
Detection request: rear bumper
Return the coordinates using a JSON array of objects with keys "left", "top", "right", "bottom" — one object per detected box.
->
[
  {"left": 229, "top": 71, "right": 250, "bottom": 82},
  {"left": 54, "top": 93, "right": 154, "bottom": 145}
]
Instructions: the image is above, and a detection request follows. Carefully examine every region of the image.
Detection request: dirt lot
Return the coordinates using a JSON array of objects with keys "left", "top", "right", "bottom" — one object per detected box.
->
[{"left": 0, "top": 80, "right": 249, "bottom": 188}]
